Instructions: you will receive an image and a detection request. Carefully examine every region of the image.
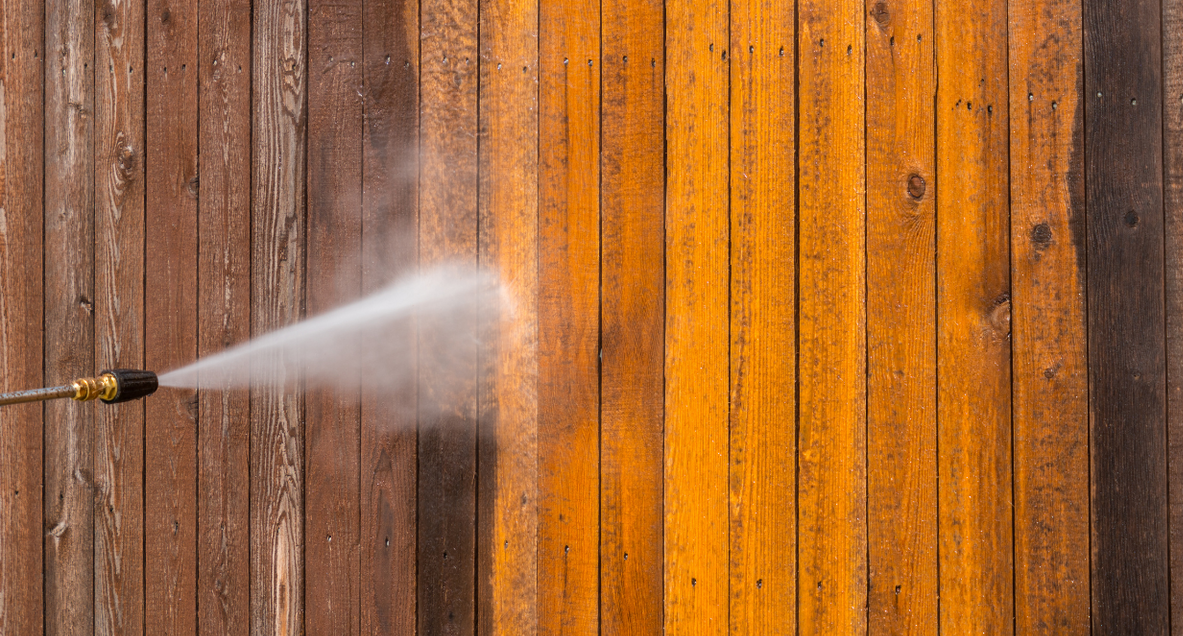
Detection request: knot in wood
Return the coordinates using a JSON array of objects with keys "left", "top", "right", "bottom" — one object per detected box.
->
[
  {"left": 872, "top": 2, "right": 891, "bottom": 26},
  {"left": 907, "top": 174, "right": 926, "bottom": 199}
]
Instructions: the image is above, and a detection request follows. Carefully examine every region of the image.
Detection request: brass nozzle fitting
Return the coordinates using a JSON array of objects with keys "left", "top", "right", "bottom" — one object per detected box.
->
[{"left": 72, "top": 374, "right": 118, "bottom": 402}]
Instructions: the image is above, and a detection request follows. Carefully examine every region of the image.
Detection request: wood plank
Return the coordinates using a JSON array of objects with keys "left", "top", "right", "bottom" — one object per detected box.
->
[
  {"left": 0, "top": 0, "right": 44, "bottom": 630},
  {"left": 934, "top": 0, "right": 1012, "bottom": 629},
  {"left": 664, "top": 0, "right": 729, "bottom": 629},
  {"left": 476, "top": 0, "right": 539, "bottom": 629},
  {"left": 94, "top": 0, "right": 145, "bottom": 632},
  {"left": 1008, "top": 0, "right": 1089, "bottom": 630},
  {"left": 1166, "top": 0, "right": 1183, "bottom": 626},
  {"left": 727, "top": 0, "right": 795, "bottom": 631},
  {"left": 250, "top": 0, "right": 306, "bottom": 632},
  {"left": 359, "top": 0, "right": 419, "bottom": 631},
  {"left": 417, "top": 0, "right": 479, "bottom": 629},
  {"left": 144, "top": 0, "right": 199, "bottom": 632},
  {"left": 305, "top": 0, "right": 363, "bottom": 632},
  {"left": 196, "top": 0, "right": 252, "bottom": 633},
  {"left": 796, "top": 0, "right": 867, "bottom": 630},
  {"left": 598, "top": 0, "right": 664, "bottom": 629},
  {"left": 43, "top": 0, "right": 96, "bottom": 630},
  {"left": 537, "top": 0, "right": 598, "bottom": 630},
  {"left": 864, "top": 0, "right": 936, "bottom": 632},
  {"left": 1083, "top": 0, "right": 1169, "bottom": 628}
]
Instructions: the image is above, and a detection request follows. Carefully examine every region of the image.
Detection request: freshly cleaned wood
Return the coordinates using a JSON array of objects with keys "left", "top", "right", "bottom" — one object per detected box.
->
[
  {"left": 728, "top": 0, "right": 796, "bottom": 631},
  {"left": 796, "top": 0, "right": 867, "bottom": 631},
  {"left": 1009, "top": 0, "right": 1089, "bottom": 630}
]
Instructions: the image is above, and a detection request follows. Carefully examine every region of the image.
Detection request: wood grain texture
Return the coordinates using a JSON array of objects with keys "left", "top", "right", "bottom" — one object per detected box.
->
[
  {"left": 360, "top": 0, "right": 419, "bottom": 631},
  {"left": 1166, "top": 0, "right": 1183, "bottom": 628},
  {"left": 934, "top": 0, "right": 1013, "bottom": 629},
  {"left": 864, "top": 0, "right": 937, "bottom": 632},
  {"left": 145, "top": 0, "right": 199, "bottom": 632},
  {"left": 306, "top": 0, "right": 363, "bottom": 632},
  {"left": 94, "top": 0, "right": 145, "bottom": 632},
  {"left": 417, "top": 0, "right": 479, "bottom": 629},
  {"left": 251, "top": 0, "right": 306, "bottom": 633},
  {"left": 44, "top": 0, "right": 96, "bottom": 631},
  {"left": 477, "top": 0, "right": 539, "bottom": 629},
  {"left": 664, "top": 0, "right": 729, "bottom": 629},
  {"left": 0, "top": 0, "right": 43, "bottom": 631},
  {"left": 537, "top": 0, "right": 598, "bottom": 630},
  {"left": 599, "top": 0, "right": 664, "bottom": 629},
  {"left": 796, "top": 0, "right": 867, "bottom": 631},
  {"left": 1083, "top": 0, "right": 1168, "bottom": 629},
  {"left": 727, "top": 0, "right": 795, "bottom": 631},
  {"left": 197, "top": 0, "right": 251, "bottom": 633},
  {"left": 1008, "top": 0, "right": 1089, "bottom": 630}
]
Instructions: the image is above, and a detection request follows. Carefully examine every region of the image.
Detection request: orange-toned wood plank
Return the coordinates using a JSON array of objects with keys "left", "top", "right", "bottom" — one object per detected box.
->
[
  {"left": 251, "top": 0, "right": 306, "bottom": 632},
  {"left": 599, "top": 0, "right": 664, "bottom": 630},
  {"left": 359, "top": 0, "right": 419, "bottom": 631},
  {"left": 196, "top": 0, "right": 251, "bottom": 633},
  {"left": 44, "top": 0, "right": 96, "bottom": 630},
  {"left": 664, "top": 0, "right": 729, "bottom": 630},
  {"left": 864, "top": 0, "right": 936, "bottom": 632},
  {"left": 1008, "top": 0, "right": 1089, "bottom": 630},
  {"left": 95, "top": 0, "right": 146, "bottom": 631},
  {"left": 935, "top": 0, "right": 1013, "bottom": 629},
  {"left": 727, "top": 0, "right": 795, "bottom": 632},
  {"left": 476, "top": 0, "right": 539, "bottom": 630},
  {"left": 796, "top": 0, "right": 867, "bottom": 632},
  {"left": 0, "top": 0, "right": 44, "bottom": 630},
  {"left": 537, "top": 0, "right": 598, "bottom": 631}
]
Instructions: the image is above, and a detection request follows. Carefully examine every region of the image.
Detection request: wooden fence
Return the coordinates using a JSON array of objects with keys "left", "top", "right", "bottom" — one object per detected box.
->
[{"left": 0, "top": 0, "right": 1180, "bottom": 632}]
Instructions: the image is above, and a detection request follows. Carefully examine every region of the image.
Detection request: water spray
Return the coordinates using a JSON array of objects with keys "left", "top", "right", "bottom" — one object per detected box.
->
[{"left": 0, "top": 369, "right": 159, "bottom": 406}]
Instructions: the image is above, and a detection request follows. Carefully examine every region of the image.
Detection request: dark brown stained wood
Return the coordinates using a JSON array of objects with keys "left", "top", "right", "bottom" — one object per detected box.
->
[
  {"left": 251, "top": 0, "right": 306, "bottom": 633},
  {"left": 935, "top": 0, "right": 1013, "bottom": 629},
  {"left": 537, "top": 0, "right": 598, "bottom": 630},
  {"left": 360, "top": 0, "right": 419, "bottom": 631},
  {"left": 197, "top": 0, "right": 251, "bottom": 633},
  {"left": 0, "top": 0, "right": 43, "bottom": 631},
  {"left": 44, "top": 0, "right": 96, "bottom": 631},
  {"left": 306, "top": 0, "right": 363, "bottom": 633},
  {"left": 796, "top": 0, "right": 867, "bottom": 630},
  {"left": 1166, "top": 0, "right": 1183, "bottom": 628},
  {"left": 727, "top": 0, "right": 795, "bottom": 630},
  {"left": 864, "top": 0, "right": 936, "bottom": 632},
  {"left": 1084, "top": 0, "right": 1168, "bottom": 629},
  {"left": 145, "top": 0, "right": 199, "bottom": 632},
  {"left": 95, "top": 0, "right": 145, "bottom": 632},
  {"left": 664, "top": 0, "right": 729, "bottom": 629},
  {"left": 476, "top": 0, "right": 539, "bottom": 629},
  {"left": 599, "top": 0, "right": 664, "bottom": 630},
  {"left": 418, "top": 0, "right": 479, "bottom": 630},
  {"left": 1009, "top": 0, "right": 1089, "bottom": 630}
]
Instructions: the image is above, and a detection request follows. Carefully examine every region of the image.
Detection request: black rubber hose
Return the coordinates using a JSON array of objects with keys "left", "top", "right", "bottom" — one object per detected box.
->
[{"left": 100, "top": 369, "right": 159, "bottom": 404}]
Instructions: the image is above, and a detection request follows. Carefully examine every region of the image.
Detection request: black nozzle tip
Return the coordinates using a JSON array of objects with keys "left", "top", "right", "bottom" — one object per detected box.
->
[{"left": 99, "top": 369, "right": 159, "bottom": 403}]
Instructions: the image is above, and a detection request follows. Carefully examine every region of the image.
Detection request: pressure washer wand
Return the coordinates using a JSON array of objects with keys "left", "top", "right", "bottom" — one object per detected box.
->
[{"left": 0, "top": 369, "right": 158, "bottom": 406}]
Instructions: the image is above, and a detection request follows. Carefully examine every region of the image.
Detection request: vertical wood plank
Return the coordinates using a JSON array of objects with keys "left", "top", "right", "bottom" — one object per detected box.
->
[
  {"left": 44, "top": 0, "right": 95, "bottom": 630},
  {"left": 864, "top": 0, "right": 936, "bottom": 632},
  {"left": 94, "top": 0, "right": 145, "bottom": 632},
  {"left": 0, "top": 0, "right": 43, "bottom": 631},
  {"left": 197, "top": 0, "right": 252, "bottom": 633},
  {"left": 537, "top": 0, "right": 598, "bottom": 629},
  {"left": 305, "top": 0, "right": 363, "bottom": 633},
  {"left": 144, "top": 0, "right": 199, "bottom": 632},
  {"left": 251, "top": 0, "right": 306, "bottom": 632},
  {"left": 727, "top": 0, "right": 796, "bottom": 631},
  {"left": 664, "top": 0, "right": 729, "bottom": 629},
  {"left": 796, "top": 0, "right": 867, "bottom": 631},
  {"left": 1008, "top": 0, "right": 1089, "bottom": 630},
  {"left": 599, "top": 0, "right": 664, "bottom": 630},
  {"left": 417, "top": 0, "right": 478, "bottom": 628},
  {"left": 1084, "top": 0, "right": 1168, "bottom": 628},
  {"left": 1166, "top": 0, "right": 1183, "bottom": 627},
  {"left": 934, "top": 0, "right": 1013, "bottom": 629},
  {"left": 360, "top": 0, "right": 419, "bottom": 630},
  {"left": 476, "top": 0, "right": 539, "bottom": 628}
]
